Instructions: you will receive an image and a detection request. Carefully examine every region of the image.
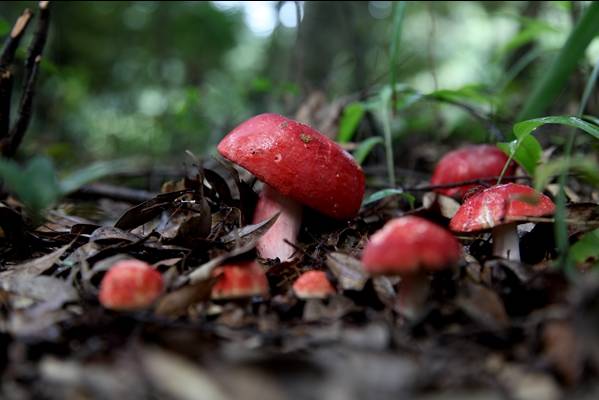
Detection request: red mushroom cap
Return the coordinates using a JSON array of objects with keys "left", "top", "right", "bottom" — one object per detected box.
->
[
  {"left": 449, "top": 183, "right": 556, "bottom": 232},
  {"left": 362, "top": 216, "right": 461, "bottom": 276},
  {"left": 99, "top": 259, "right": 164, "bottom": 311},
  {"left": 292, "top": 270, "right": 335, "bottom": 299},
  {"left": 211, "top": 261, "right": 269, "bottom": 299},
  {"left": 431, "top": 145, "right": 515, "bottom": 198},
  {"left": 217, "top": 113, "right": 365, "bottom": 219}
]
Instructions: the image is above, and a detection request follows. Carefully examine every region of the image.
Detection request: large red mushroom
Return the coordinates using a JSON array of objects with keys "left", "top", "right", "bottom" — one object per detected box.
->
[
  {"left": 450, "top": 183, "right": 555, "bottom": 261},
  {"left": 362, "top": 216, "right": 461, "bottom": 319},
  {"left": 218, "top": 113, "right": 365, "bottom": 262},
  {"left": 431, "top": 145, "right": 515, "bottom": 198}
]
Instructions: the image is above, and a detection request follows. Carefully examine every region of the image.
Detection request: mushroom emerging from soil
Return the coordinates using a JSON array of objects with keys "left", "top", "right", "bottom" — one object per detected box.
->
[
  {"left": 211, "top": 260, "right": 269, "bottom": 300},
  {"left": 431, "top": 145, "right": 516, "bottom": 198},
  {"left": 449, "top": 183, "right": 555, "bottom": 261},
  {"left": 99, "top": 259, "right": 164, "bottom": 311},
  {"left": 218, "top": 113, "right": 365, "bottom": 262},
  {"left": 292, "top": 270, "right": 335, "bottom": 299},
  {"left": 361, "top": 216, "right": 462, "bottom": 319}
]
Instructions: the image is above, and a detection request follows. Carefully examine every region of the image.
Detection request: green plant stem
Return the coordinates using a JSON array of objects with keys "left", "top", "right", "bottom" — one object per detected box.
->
[
  {"left": 381, "top": 95, "right": 396, "bottom": 187},
  {"left": 556, "top": 56, "right": 599, "bottom": 272},
  {"left": 389, "top": 1, "right": 407, "bottom": 111}
]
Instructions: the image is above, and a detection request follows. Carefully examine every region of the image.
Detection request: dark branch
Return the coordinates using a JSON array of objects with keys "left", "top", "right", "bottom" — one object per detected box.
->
[
  {"left": 402, "top": 175, "right": 532, "bottom": 192},
  {"left": 0, "top": 9, "right": 34, "bottom": 141},
  {"left": 2, "top": 1, "right": 51, "bottom": 157},
  {"left": 0, "top": 9, "right": 33, "bottom": 68},
  {"left": 3, "top": 56, "right": 41, "bottom": 157}
]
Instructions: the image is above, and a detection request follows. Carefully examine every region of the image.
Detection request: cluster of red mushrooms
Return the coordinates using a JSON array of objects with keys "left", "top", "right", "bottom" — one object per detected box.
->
[{"left": 98, "top": 113, "right": 556, "bottom": 317}]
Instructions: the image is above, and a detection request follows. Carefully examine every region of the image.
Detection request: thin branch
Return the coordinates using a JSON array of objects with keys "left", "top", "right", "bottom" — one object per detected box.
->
[
  {"left": 401, "top": 175, "right": 532, "bottom": 192},
  {"left": 3, "top": 56, "right": 41, "bottom": 157},
  {"left": 0, "top": 9, "right": 33, "bottom": 68},
  {"left": 3, "top": 1, "right": 51, "bottom": 157},
  {"left": 0, "top": 9, "right": 34, "bottom": 141}
]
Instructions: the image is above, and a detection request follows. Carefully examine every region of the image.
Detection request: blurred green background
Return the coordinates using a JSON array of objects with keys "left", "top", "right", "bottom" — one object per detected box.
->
[{"left": 0, "top": 1, "right": 597, "bottom": 171}]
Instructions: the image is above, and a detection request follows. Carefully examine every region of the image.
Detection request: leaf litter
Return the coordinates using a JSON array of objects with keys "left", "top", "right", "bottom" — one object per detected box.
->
[{"left": 0, "top": 152, "right": 598, "bottom": 400}]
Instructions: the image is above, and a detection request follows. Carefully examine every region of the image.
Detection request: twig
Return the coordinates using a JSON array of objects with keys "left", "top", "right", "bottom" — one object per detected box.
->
[
  {"left": 0, "top": 9, "right": 34, "bottom": 141},
  {"left": 3, "top": 1, "right": 51, "bottom": 157},
  {"left": 401, "top": 175, "right": 532, "bottom": 192},
  {"left": 69, "top": 182, "right": 157, "bottom": 204},
  {"left": 0, "top": 9, "right": 33, "bottom": 67}
]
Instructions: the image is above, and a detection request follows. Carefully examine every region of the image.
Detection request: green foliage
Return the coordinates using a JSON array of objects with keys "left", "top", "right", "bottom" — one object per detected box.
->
[
  {"left": 498, "top": 116, "right": 599, "bottom": 176},
  {"left": 0, "top": 156, "right": 134, "bottom": 222},
  {"left": 534, "top": 156, "right": 599, "bottom": 191},
  {"left": 363, "top": 189, "right": 415, "bottom": 209},
  {"left": 389, "top": 1, "right": 407, "bottom": 111},
  {"left": 517, "top": 2, "right": 599, "bottom": 121},
  {"left": 338, "top": 102, "right": 366, "bottom": 143},
  {"left": 569, "top": 229, "right": 599, "bottom": 267},
  {"left": 353, "top": 137, "right": 384, "bottom": 165}
]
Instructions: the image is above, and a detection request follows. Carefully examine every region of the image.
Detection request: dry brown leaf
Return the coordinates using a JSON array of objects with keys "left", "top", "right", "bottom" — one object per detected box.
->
[{"left": 325, "top": 252, "right": 368, "bottom": 291}]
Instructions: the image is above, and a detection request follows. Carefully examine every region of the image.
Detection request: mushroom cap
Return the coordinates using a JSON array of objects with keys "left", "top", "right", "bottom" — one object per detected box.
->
[
  {"left": 362, "top": 216, "right": 462, "bottom": 276},
  {"left": 292, "top": 270, "right": 335, "bottom": 299},
  {"left": 99, "top": 259, "right": 164, "bottom": 311},
  {"left": 217, "top": 113, "right": 365, "bottom": 220},
  {"left": 211, "top": 261, "right": 269, "bottom": 299},
  {"left": 449, "top": 183, "right": 556, "bottom": 232},
  {"left": 431, "top": 145, "right": 515, "bottom": 198}
]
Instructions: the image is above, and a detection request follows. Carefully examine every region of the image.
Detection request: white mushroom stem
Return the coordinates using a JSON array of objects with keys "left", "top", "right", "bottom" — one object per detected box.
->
[
  {"left": 491, "top": 222, "right": 520, "bottom": 261},
  {"left": 253, "top": 184, "right": 303, "bottom": 262},
  {"left": 395, "top": 272, "right": 430, "bottom": 320}
]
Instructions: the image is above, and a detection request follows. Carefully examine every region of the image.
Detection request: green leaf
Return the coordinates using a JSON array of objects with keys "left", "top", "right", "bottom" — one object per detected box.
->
[
  {"left": 338, "top": 102, "right": 366, "bottom": 143},
  {"left": 498, "top": 116, "right": 599, "bottom": 175},
  {"left": 583, "top": 115, "right": 599, "bottom": 126},
  {"left": 427, "top": 84, "right": 497, "bottom": 108},
  {"left": 517, "top": 116, "right": 599, "bottom": 140},
  {"left": 353, "top": 137, "right": 383, "bottom": 165},
  {"left": 517, "top": 1, "right": 599, "bottom": 120},
  {"left": 497, "top": 134, "right": 542, "bottom": 176},
  {"left": 534, "top": 156, "right": 599, "bottom": 191},
  {"left": 0, "top": 157, "right": 62, "bottom": 220},
  {"left": 60, "top": 159, "right": 135, "bottom": 194},
  {"left": 570, "top": 228, "right": 599, "bottom": 265},
  {"left": 363, "top": 188, "right": 415, "bottom": 209}
]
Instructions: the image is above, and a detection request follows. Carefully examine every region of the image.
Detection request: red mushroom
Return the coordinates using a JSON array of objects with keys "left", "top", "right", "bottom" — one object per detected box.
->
[
  {"left": 211, "top": 260, "right": 269, "bottom": 300},
  {"left": 450, "top": 183, "right": 555, "bottom": 261},
  {"left": 292, "top": 270, "right": 335, "bottom": 299},
  {"left": 99, "top": 259, "right": 164, "bottom": 311},
  {"left": 218, "top": 113, "right": 365, "bottom": 262},
  {"left": 362, "top": 216, "right": 461, "bottom": 319},
  {"left": 431, "top": 145, "right": 515, "bottom": 198}
]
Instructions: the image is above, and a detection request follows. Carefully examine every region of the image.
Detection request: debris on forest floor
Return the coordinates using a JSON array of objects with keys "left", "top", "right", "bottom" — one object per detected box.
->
[{"left": 1, "top": 148, "right": 598, "bottom": 399}]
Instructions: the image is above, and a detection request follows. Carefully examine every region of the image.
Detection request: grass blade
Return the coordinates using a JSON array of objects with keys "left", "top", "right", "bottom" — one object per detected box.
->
[{"left": 517, "top": 1, "right": 599, "bottom": 121}]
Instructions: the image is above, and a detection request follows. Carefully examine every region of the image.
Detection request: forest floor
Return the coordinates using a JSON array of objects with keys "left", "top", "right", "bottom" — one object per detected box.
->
[{"left": 1, "top": 146, "right": 599, "bottom": 400}]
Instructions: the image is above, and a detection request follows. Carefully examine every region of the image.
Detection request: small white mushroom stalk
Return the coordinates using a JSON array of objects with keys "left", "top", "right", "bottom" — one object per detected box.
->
[
  {"left": 492, "top": 222, "right": 520, "bottom": 261},
  {"left": 253, "top": 184, "right": 303, "bottom": 262},
  {"left": 395, "top": 272, "right": 430, "bottom": 320}
]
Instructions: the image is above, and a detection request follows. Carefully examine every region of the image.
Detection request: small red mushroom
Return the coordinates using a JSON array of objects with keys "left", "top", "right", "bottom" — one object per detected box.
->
[
  {"left": 292, "top": 270, "right": 335, "bottom": 299},
  {"left": 431, "top": 145, "right": 515, "bottom": 198},
  {"left": 218, "top": 113, "right": 365, "bottom": 262},
  {"left": 362, "top": 216, "right": 461, "bottom": 319},
  {"left": 211, "top": 260, "right": 269, "bottom": 300},
  {"left": 450, "top": 183, "right": 555, "bottom": 261},
  {"left": 99, "top": 259, "right": 164, "bottom": 311}
]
